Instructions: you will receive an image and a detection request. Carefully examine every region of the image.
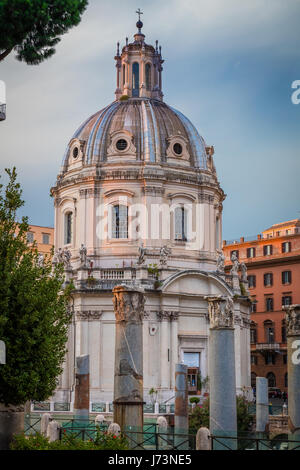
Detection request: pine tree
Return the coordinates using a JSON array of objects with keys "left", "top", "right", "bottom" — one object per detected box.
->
[
  {"left": 0, "top": 0, "right": 88, "bottom": 64},
  {"left": 0, "top": 168, "right": 72, "bottom": 406}
]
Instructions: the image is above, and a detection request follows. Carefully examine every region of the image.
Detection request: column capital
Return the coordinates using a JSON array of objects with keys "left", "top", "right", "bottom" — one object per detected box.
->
[
  {"left": 283, "top": 304, "right": 300, "bottom": 336},
  {"left": 75, "top": 310, "right": 103, "bottom": 321},
  {"left": 113, "top": 285, "right": 145, "bottom": 323},
  {"left": 157, "top": 310, "right": 179, "bottom": 321},
  {"left": 205, "top": 295, "right": 234, "bottom": 329}
]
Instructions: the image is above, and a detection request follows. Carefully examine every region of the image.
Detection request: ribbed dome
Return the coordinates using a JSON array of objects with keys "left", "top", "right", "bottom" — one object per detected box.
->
[{"left": 62, "top": 98, "right": 207, "bottom": 170}]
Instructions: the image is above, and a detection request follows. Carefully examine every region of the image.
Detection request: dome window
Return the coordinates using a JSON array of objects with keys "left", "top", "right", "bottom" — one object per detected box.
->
[
  {"left": 173, "top": 143, "right": 183, "bottom": 156},
  {"left": 116, "top": 139, "right": 128, "bottom": 151},
  {"left": 72, "top": 147, "right": 79, "bottom": 159}
]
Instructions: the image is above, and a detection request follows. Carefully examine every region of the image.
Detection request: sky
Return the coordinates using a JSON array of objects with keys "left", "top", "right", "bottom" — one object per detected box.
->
[{"left": 0, "top": 0, "right": 300, "bottom": 241}]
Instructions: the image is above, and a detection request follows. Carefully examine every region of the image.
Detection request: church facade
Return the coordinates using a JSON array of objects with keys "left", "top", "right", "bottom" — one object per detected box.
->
[{"left": 51, "top": 18, "right": 251, "bottom": 407}]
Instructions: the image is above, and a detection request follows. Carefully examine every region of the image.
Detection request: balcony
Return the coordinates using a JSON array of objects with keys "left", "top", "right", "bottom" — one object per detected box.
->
[
  {"left": 0, "top": 103, "right": 6, "bottom": 121},
  {"left": 256, "top": 343, "right": 280, "bottom": 352}
]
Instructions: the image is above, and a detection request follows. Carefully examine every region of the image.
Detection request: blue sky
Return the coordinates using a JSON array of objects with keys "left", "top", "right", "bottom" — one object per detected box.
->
[{"left": 0, "top": 0, "right": 299, "bottom": 240}]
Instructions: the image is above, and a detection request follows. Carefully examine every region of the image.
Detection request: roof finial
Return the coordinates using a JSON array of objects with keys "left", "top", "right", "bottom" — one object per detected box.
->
[
  {"left": 116, "top": 42, "right": 120, "bottom": 56},
  {"left": 136, "top": 8, "right": 143, "bottom": 33},
  {"left": 136, "top": 8, "right": 143, "bottom": 21}
]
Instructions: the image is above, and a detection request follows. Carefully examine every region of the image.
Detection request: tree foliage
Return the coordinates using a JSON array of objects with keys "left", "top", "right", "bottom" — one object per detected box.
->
[
  {"left": 189, "top": 396, "right": 254, "bottom": 434},
  {"left": 0, "top": 168, "right": 73, "bottom": 406},
  {"left": 0, "top": 0, "right": 88, "bottom": 64}
]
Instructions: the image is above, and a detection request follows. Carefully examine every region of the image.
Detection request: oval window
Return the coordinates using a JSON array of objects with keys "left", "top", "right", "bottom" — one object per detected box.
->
[
  {"left": 116, "top": 139, "right": 128, "bottom": 151},
  {"left": 173, "top": 143, "right": 183, "bottom": 155},
  {"left": 73, "top": 147, "right": 79, "bottom": 158}
]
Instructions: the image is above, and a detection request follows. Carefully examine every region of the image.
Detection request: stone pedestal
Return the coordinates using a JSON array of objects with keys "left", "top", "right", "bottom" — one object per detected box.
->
[
  {"left": 0, "top": 404, "right": 24, "bottom": 450},
  {"left": 112, "top": 285, "right": 145, "bottom": 433},
  {"left": 284, "top": 305, "right": 300, "bottom": 449},
  {"left": 174, "top": 363, "right": 188, "bottom": 449},
  {"left": 206, "top": 296, "right": 237, "bottom": 450},
  {"left": 73, "top": 355, "right": 90, "bottom": 423}
]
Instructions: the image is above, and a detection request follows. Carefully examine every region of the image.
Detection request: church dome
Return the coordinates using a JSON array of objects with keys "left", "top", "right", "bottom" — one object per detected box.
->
[{"left": 62, "top": 98, "right": 208, "bottom": 170}]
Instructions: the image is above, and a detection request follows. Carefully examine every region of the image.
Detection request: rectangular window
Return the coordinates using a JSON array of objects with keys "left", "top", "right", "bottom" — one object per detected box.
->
[
  {"left": 183, "top": 352, "right": 200, "bottom": 368},
  {"left": 248, "top": 275, "right": 256, "bottom": 288},
  {"left": 282, "top": 296, "right": 292, "bottom": 306},
  {"left": 250, "top": 329, "right": 257, "bottom": 344},
  {"left": 175, "top": 207, "right": 187, "bottom": 241},
  {"left": 282, "top": 326, "right": 287, "bottom": 343},
  {"left": 283, "top": 354, "right": 287, "bottom": 364},
  {"left": 251, "top": 302, "right": 257, "bottom": 313},
  {"left": 112, "top": 205, "right": 128, "bottom": 239},
  {"left": 265, "top": 353, "right": 276, "bottom": 365},
  {"left": 27, "top": 232, "right": 34, "bottom": 243},
  {"left": 266, "top": 297, "right": 274, "bottom": 312},
  {"left": 42, "top": 233, "right": 50, "bottom": 245},
  {"left": 282, "top": 271, "right": 292, "bottom": 285},
  {"left": 263, "top": 245, "right": 273, "bottom": 256},
  {"left": 282, "top": 241, "right": 291, "bottom": 253},
  {"left": 264, "top": 273, "right": 273, "bottom": 287},
  {"left": 247, "top": 247, "right": 256, "bottom": 258},
  {"left": 64, "top": 213, "right": 72, "bottom": 245},
  {"left": 251, "top": 355, "right": 257, "bottom": 365}
]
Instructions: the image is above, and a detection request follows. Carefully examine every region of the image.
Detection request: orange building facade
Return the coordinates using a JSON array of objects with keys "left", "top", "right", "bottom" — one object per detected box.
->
[
  {"left": 26, "top": 225, "right": 54, "bottom": 256},
  {"left": 223, "top": 219, "right": 300, "bottom": 392}
]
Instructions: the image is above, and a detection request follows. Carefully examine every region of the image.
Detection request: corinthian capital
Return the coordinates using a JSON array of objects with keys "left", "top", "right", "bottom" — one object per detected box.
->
[
  {"left": 113, "top": 285, "right": 145, "bottom": 323},
  {"left": 205, "top": 295, "right": 234, "bottom": 329},
  {"left": 283, "top": 304, "right": 300, "bottom": 336}
]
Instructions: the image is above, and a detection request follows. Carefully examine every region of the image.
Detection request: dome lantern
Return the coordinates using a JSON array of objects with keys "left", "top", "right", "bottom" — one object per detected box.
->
[{"left": 115, "top": 11, "right": 164, "bottom": 101}]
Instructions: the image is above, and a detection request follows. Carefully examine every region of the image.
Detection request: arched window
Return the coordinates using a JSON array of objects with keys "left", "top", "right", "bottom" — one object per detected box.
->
[
  {"left": 123, "top": 64, "right": 126, "bottom": 86},
  {"left": 216, "top": 216, "right": 220, "bottom": 250},
  {"left": 145, "top": 63, "right": 151, "bottom": 91},
  {"left": 174, "top": 206, "right": 187, "bottom": 241},
  {"left": 266, "top": 372, "right": 276, "bottom": 388},
  {"left": 64, "top": 212, "right": 73, "bottom": 245},
  {"left": 251, "top": 372, "right": 257, "bottom": 388},
  {"left": 112, "top": 205, "right": 128, "bottom": 239},
  {"left": 132, "top": 62, "right": 139, "bottom": 97}
]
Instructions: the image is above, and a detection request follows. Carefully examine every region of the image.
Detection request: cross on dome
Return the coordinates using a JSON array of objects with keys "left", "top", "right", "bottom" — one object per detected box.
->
[{"left": 136, "top": 8, "right": 143, "bottom": 21}]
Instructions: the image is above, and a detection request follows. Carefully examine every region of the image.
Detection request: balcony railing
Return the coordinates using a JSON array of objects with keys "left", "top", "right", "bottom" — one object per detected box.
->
[{"left": 256, "top": 343, "right": 280, "bottom": 351}]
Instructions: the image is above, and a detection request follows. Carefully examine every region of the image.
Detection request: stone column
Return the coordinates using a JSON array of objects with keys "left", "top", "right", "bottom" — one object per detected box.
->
[
  {"left": 284, "top": 305, "right": 300, "bottom": 449},
  {"left": 170, "top": 313, "right": 179, "bottom": 390},
  {"left": 206, "top": 296, "right": 237, "bottom": 450},
  {"left": 256, "top": 376, "right": 269, "bottom": 448},
  {"left": 112, "top": 285, "right": 145, "bottom": 432},
  {"left": 158, "top": 311, "right": 170, "bottom": 390},
  {"left": 174, "top": 363, "right": 188, "bottom": 450},
  {"left": 73, "top": 355, "right": 90, "bottom": 424}
]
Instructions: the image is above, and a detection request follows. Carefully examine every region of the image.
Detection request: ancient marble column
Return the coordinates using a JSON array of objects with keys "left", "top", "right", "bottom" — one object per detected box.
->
[
  {"left": 174, "top": 363, "right": 189, "bottom": 450},
  {"left": 112, "top": 285, "right": 145, "bottom": 431},
  {"left": 158, "top": 311, "right": 171, "bottom": 390},
  {"left": 284, "top": 304, "right": 300, "bottom": 449},
  {"left": 73, "top": 355, "right": 90, "bottom": 423},
  {"left": 256, "top": 376, "right": 269, "bottom": 449},
  {"left": 170, "top": 312, "right": 179, "bottom": 390},
  {"left": 206, "top": 296, "right": 237, "bottom": 450}
]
